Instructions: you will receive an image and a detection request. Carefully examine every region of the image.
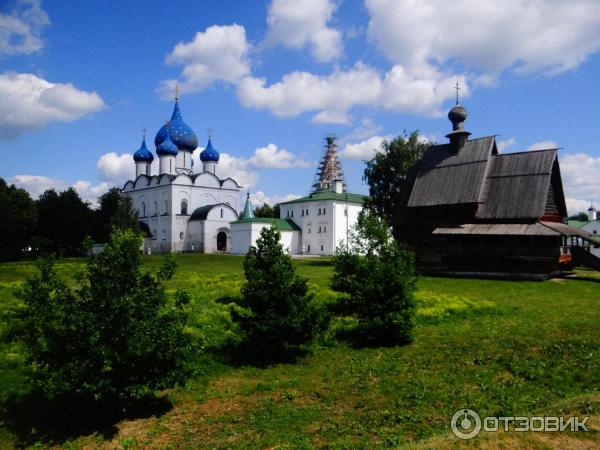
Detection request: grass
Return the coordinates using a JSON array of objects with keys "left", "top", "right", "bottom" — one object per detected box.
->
[{"left": 0, "top": 254, "right": 599, "bottom": 448}]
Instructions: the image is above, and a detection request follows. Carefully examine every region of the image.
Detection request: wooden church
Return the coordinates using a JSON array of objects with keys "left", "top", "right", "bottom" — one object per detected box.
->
[{"left": 394, "top": 98, "right": 594, "bottom": 279}]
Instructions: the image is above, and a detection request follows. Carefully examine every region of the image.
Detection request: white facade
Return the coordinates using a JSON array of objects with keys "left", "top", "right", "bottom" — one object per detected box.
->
[
  {"left": 123, "top": 172, "right": 241, "bottom": 253},
  {"left": 230, "top": 220, "right": 302, "bottom": 255},
  {"left": 279, "top": 197, "right": 362, "bottom": 255},
  {"left": 230, "top": 193, "right": 364, "bottom": 256}
]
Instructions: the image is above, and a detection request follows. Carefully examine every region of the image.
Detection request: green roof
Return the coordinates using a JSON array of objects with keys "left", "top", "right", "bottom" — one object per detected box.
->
[
  {"left": 567, "top": 220, "right": 589, "bottom": 228},
  {"left": 231, "top": 217, "right": 300, "bottom": 231},
  {"left": 279, "top": 191, "right": 368, "bottom": 205}
]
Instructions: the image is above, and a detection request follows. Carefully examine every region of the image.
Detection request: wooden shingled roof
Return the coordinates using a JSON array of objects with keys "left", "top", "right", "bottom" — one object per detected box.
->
[
  {"left": 407, "top": 136, "right": 567, "bottom": 222},
  {"left": 476, "top": 149, "right": 567, "bottom": 220},
  {"left": 407, "top": 136, "right": 496, "bottom": 207}
]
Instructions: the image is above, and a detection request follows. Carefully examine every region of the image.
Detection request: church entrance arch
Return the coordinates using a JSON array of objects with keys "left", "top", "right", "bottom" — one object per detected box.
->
[{"left": 217, "top": 231, "right": 227, "bottom": 252}]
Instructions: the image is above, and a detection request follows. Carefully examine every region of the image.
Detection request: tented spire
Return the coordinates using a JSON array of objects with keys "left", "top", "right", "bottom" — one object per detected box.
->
[
  {"left": 241, "top": 192, "right": 254, "bottom": 219},
  {"left": 312, "top": 135, "right": 346, "bottom": 193}
]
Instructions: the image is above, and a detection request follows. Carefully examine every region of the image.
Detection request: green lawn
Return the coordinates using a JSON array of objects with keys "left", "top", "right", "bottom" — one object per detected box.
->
[{"left": 1, "top": 254, "right": 599, "bottom": 449}]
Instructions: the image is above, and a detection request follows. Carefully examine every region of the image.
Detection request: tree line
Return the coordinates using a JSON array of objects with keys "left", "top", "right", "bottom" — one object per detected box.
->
[{"left": 0, "top": 179, "right": 138, "bottom": 261}]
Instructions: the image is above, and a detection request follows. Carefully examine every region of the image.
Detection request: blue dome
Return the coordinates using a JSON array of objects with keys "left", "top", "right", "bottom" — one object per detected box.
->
[
  {"left": 133, "top": 137, "right": 154, "bottom": 163},
  {"left": 200, "top": 138, "right": 220, "bottom": 162},
  {"left": 154, "top": 100, "right": 198, "bottom": 152},
  {"left": 156, "top": 130, "right": 178, "bottom": 156},
  {"left": 133, "top": 138, "right": 154, "bottom": 163}
]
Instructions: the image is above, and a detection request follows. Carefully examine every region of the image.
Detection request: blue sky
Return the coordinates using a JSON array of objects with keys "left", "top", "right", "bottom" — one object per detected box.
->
[{"left": 1, "top": 0, "right": 600, "bottom": 213}]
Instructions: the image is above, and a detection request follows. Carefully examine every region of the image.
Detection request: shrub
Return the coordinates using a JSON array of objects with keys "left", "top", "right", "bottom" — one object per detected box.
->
[
  {"left": 227, "top": 226, "right": 326, "bottom": 361},
  {"left": 331, "top": 212, "right": 416, "bottom": 346},
  {"left": 13, "top": 229, "right": 190, "bottom": 401}
]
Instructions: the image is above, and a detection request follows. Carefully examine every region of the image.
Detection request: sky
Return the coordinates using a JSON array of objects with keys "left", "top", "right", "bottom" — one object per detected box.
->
[{"left": 1, "top": 0, "right": 600, "bottom": 214}]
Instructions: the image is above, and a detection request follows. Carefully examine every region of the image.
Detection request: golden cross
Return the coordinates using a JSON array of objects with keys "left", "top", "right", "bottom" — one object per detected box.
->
[
  {"left": 207, "top": 127, "right": 213, "bottom": 139},
  {"left": 141, "top": 127, "right": 147, "bottom": 139}
]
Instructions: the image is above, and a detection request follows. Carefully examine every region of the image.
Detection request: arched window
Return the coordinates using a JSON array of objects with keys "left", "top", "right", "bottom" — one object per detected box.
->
[
  {"left": 140, "top": 202, "right": 146, "bottom": 217},
  {"left": 181, "top": 199, "right": 188, "bottom": 215},
  {"left": 179, "top": 231, "right": 184, "bottom": 240},
  {"left": 164, "top": 200, "right": 169, "bottom": 215},
  {"left": 162, "top": 230, "right": 166, "bottom": 240}
]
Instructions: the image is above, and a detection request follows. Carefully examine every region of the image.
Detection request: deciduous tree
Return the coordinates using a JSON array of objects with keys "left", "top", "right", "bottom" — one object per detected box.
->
[
  {"left": 0, "top": 178, "right": 37, "bottom": 261},
  {"left": 363, "top": 132, "right": 429, "bottom": 224}
]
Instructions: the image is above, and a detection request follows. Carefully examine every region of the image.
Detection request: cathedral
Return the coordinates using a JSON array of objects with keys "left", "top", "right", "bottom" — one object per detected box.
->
[
  {"left": 122, "top": 100, "right": 366, "bottom": 255},
  {"left": 123, "top": 97, "right": 242, "bottom": 254}
]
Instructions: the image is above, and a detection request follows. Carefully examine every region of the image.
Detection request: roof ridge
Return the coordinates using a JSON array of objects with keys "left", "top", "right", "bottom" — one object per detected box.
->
[{"left": 495, "top": 148, "right": 557, "bottom": 156}]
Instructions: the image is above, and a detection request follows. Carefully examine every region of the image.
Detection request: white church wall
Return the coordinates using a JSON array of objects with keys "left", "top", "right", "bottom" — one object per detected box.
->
[
  {"left": 333, "top": 201, "right": 362, "bottom": 252},
  {"left": 173, "top": 174, "right": 192, "bottom": 186},
  {"left": 221, "top": 178, "right": 240, "bottom": 190},
  {"left": 231, "top": 222, "right": 255, "bottom": 254},
  {"left": 194, "top": 172, "right": 220, "bottom": 188},
  {"left": 223, "top": 194, "right": 237, "bottom": 208},
  {"left": 187, "top": 220, "right": 204, "bottom": 252},
  {"left": 280, "top": 230, "right": 301, "bottom": 254},
  {"left": 200, "top": 206, "right": 238, "bottom": 253},
  {"left": 230, "top": 222, "right": 271, "bottom": 254}
]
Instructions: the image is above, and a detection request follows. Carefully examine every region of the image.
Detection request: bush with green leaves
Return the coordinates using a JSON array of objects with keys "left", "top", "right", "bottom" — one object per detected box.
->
[
  {"left": 13, "top": 229, "right": 191, "bottom": 401},
  {"left": 331, "top": 212, "right": 416, "bottom": 346},
  {"left": 227, "top": 226, "right": 326, "bottom": 361}
]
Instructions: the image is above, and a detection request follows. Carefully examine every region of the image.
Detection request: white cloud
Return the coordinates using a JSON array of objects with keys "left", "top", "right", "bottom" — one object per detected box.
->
[
  {"left": 9, "top": 174, "right": 66, "bottom": 198},
  {"left": 526, "top": 140, "right": 558, "bottom": 151},
  {"left": 0, "top": 0, "right": 49, "bottom": 56},
  {"left": 9, "top": 174, "right": 110, "bottom": 206},
  {"left": 237, "top": 63, "right": 466, "bottom": 119},
  {"left": 559, "top": 153, "right": 600, "bottom": 205},
  {"left": 97, "top": 152, "right": 135, "bottom": 184},
  {"left": 379, "top": 67, "right": 467, "bottom": 116},
  {"left": 157, "top": 24, "right": 250, "bottom": 98},
  {"left": 217, "top": 153, "right": 260, "bottom": 187},
  {"left": 311, "top": 110, "right": 350, "bottom": 125},
  {"left": 345, "top": 117, "right": 383, "bottom": 142},
  {"left": 566, "top": 198, "right": 591, "bottom": 216},
  {"left": 497, "top": 138, "right": 516, "bottom": 152},
  {"left": 71, "top": 180, "right": 112, "bottom": 206},
  {"left": 340, "top": 135, "right": 391, "bottom": 160},
  {"left": 250, "top": 190, "right": 301, "bottom": 207},
  {"left": 237, "top": 63, "right": 382, "bottom": 117},
  {"left": 193, "top": 141, "right": 310, "bottom": 186},
  {"left": 265, "top": 0, "right": 342, "bottom": 62},
  {"left": 0, "top": 72, "right": 105, "bottom": 139},
  {"left": 365, "top": 0, "right": 600, "bottom": 77},
  {"left": 248, "top": 143, "right": 309, "bottom": 168}
]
